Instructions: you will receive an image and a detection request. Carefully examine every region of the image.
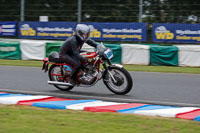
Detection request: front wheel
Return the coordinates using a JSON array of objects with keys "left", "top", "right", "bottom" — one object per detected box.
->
[
  {"left": 103, "top": 66, "right": 133, "bottom": 95},
  {"left": 49, "top": 64, "right": 74, "bottom": 91}
]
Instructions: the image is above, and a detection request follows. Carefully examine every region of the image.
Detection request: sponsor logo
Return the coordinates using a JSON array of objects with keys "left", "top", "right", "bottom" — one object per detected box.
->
[
  {"left": 0, "top": 47, "right": 16, "bottom": 51},
  {"left": 2, "top": 25, "right": 15, "bottom": 28},
  {"left": 20, "top": 24, "right": 36, "bottom": 36},
  {"left": 88, "top": 25, "right": 101, "bottom": 38},
  {"left": 155, "top": 26, "right": 174, "bottom": 39}
]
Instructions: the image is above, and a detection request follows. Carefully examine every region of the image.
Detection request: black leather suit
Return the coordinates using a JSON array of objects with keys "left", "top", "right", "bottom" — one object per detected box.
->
[{"left": 59, "top": 35, "right": 98, "bottom": 79}]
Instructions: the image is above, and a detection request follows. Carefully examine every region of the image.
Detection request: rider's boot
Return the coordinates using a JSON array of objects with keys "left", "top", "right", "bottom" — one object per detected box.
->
[{"left": 69, "top": 77, "right": 76, "bottom": 86}]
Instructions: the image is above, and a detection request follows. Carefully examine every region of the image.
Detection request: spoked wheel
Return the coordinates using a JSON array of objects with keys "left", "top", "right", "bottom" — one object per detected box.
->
[
  {"left": 103, "top": 66, "right": 133, "bottom": 95},
  {"left": 48, "top": 64, "right": 74, "bottom": 91}
]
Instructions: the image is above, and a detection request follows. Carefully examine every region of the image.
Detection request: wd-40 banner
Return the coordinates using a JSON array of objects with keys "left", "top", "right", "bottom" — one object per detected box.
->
[
  {"left": 18, "top": 22, "right": 76, "bottom": 39},
  {"left": 153, "top": 23, "right": 200, "bottom": 43},
  {"left": 0, "top": 22, "right": 16, "bottom": 36},
  {"left": 84, "top": 22, "right": 147, "bottom": 41}
]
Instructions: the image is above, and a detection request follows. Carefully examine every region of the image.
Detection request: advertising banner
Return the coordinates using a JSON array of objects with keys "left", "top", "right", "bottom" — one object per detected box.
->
[
  {"left": 153, "top": 23, "right": 200, "bottom": 43},
  {"left": 84, "top": 22, "right": 147, "bottom": 41},
  {"left": 18, "top": 22, "right": 147, "bottom": 41},
  {"left": 0, "top": 22, "right": 16, "bottom": 36},
  {"left": 18, "top": 22, "right": 76, "bottom": 39}
]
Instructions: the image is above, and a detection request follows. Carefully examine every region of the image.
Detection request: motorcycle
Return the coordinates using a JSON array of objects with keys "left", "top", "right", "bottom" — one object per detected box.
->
[{"left": 42, "top": 42, "right": 133, "bottom": 95}]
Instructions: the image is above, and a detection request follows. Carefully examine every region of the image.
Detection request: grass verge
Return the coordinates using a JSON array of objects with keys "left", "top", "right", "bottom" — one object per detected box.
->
[
  {"left": 1, "top": 59, "right": 200, "bottom": 74},
  {"left": 0, "top": 105, "right": 200, "bottom": 133}
]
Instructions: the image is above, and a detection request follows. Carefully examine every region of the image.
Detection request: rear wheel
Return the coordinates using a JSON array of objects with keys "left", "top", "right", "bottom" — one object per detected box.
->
[
  {"left": 103, "top": 66, "right": 133, "bottom": 95},
  {"left": 48, "top": 64, "right": 74, "bottom": 91}
]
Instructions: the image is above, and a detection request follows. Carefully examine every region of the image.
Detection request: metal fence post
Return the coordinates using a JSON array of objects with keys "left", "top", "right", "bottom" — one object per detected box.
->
[
  {"left": 20, "top": 0, "right": 25, "bottom": 21},
  {"left": 78, "top": 0, "right": 82, "bottom": 24},
  {"left": 139, "top": 0, "right": 143, "bottom": 22}
]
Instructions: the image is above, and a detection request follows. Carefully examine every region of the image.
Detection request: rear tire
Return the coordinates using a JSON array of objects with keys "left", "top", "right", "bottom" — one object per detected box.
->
[
  {"left": 49, "top": 64, "right": 74, "bottom": 91},
  {"left": 103, "top": 66, "right": 133, "bottom": 95}
]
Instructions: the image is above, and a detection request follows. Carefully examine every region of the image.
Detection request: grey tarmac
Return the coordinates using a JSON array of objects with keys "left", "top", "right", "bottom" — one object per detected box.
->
[{"left": 0, "top": 65, "right": 200, "bottom": 107}]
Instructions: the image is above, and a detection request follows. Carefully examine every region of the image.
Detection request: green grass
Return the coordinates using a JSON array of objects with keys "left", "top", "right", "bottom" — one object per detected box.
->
[
  {"left": 1, "top": 59, "right": 200, "bottom": 74},
  {"left": 0, "top": 59, "right": 43, "bottom": 67},
  {"left": 124, "top": 64, "right": 200, "bottom": 74},
  {"left": 0, "top": 105, "right": 200, "bottom": 133}
]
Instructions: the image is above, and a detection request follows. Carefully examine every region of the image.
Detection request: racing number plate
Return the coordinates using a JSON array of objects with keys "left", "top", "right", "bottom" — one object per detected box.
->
[{"left": 104, "top": 49, "right": 113, "bottom": 59}]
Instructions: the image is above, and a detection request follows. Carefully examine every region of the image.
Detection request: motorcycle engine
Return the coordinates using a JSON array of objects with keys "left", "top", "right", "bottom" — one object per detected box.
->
[{"left": 79, "top": 64, "right": 98, "bottom": 85}]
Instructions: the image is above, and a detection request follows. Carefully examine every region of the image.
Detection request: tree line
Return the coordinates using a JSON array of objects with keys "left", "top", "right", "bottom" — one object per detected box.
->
[{"left": 0, "top": 0, "right": 200, "bottom": 24}]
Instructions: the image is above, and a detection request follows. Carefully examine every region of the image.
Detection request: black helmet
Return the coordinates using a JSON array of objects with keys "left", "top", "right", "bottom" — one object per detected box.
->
[{"left": 75, "top": 24, "right": 90, "bottom": 42}]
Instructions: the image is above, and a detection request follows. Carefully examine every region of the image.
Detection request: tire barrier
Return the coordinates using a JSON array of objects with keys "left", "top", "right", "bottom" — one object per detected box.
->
[{"left": 0, "top": 92, "right": 200, "bottom": 122}]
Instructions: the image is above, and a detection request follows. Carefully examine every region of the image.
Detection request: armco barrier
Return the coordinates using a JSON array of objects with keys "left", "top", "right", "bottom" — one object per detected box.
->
[
  {"left": 0, "top": 42, "right": 21, "bottom": 60},
  {"left": 104, "top": 43, "right": 122, "bottom": 64},
  {"left": 150, "top": 45, "right": 179, "bottom": 66},
  {"left": 121, "top": 44, "right": 150, "bottom": 65},
  {"left": 175, "top": 45, "right": 200, "bottom": 67},
  {"left": 1, "top": 39, "right": 200, "bottom": 67},
  {"left": 45, "top": 42, "right": 62, "bottom": 57},
  {"left": 0, "top": 92, "right": 200, "bottom": 122},
  {"left": 20, "top": 40, "right": 50, "bottom": 60}
]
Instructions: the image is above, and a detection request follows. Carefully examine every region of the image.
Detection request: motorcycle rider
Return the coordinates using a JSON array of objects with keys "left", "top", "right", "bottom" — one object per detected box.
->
[{"left": 59, "top": 24, "right": 98, "bottom": 85}]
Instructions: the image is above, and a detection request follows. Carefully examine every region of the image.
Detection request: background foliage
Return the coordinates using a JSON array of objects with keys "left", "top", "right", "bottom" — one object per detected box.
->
[{"left": 0, "top": 0, "right": 200, "bottom": 23}]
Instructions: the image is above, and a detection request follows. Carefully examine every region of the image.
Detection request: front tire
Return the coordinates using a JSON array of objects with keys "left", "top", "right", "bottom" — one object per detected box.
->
[
  {"left": 103, "top": 66, "right": 133, "bottom": 95},
  {"left": 49, "top": 64, "right": 74, "bottom": 91}
]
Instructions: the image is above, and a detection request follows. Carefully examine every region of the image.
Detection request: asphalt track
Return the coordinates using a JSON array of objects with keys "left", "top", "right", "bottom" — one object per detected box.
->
[{"left": 0, "top": 65, "right": 200, "bottom": 107}]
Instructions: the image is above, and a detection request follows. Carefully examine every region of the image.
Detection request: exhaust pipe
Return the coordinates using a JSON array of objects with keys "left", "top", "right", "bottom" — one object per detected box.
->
[{"left": 48, "top": 81, "right": 73, "bottom": 86}]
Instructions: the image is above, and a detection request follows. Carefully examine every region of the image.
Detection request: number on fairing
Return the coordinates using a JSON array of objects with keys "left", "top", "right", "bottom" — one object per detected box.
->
[{"left": 104, "top": 49, "right": 113, "bottom": 59}]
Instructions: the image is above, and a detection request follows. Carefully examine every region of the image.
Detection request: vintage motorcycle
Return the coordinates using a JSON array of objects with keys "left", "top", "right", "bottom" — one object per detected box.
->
[{"left": 42, "top": 43, "right": 133, "bottom": 95}]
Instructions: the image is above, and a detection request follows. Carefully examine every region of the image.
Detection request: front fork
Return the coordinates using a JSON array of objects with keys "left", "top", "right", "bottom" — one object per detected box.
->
[{"left": 102, "top": 60, "right": 117, "bottom": 83}]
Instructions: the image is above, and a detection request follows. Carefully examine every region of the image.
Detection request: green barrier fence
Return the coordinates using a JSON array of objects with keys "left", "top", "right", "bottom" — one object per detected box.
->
[
  {"left": 104, "top": 43, "right": 122, "bottom": 64},
  {"left": 45, "top": 42, "right": 62, "bottom": 57},
  {"left": 0, "top": 42, "right": 21, "bottom": 60},
  {"left": 150, "top": 45, "right": 178, "bottom": 66}
]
